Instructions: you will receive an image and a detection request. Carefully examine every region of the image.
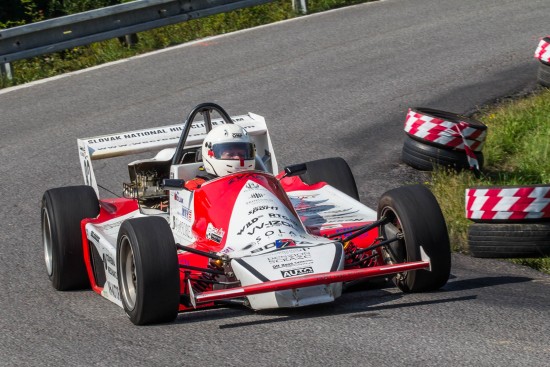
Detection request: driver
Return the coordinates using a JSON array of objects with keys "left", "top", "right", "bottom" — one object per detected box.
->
[{"left": 185, "top": 124, "right": 256, "bottom": 190}]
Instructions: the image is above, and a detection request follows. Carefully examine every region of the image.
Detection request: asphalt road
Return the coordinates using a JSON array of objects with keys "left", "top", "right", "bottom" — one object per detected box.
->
[{"left": 1, "top": 0, "right": 550, "bottom": 365}]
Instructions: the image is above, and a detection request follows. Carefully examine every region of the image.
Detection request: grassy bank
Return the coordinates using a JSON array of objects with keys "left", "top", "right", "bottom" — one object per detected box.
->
[
  {"left": 429, "top": 88, "right": 550, "bottom": 273},
  {"left": 0, "top": 0, "right": 373, "bottom": 89}
]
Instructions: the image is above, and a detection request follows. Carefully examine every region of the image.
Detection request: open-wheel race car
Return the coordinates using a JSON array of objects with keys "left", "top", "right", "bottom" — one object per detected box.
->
[{"left": 42, "top": 103, "right": 451, "bottom": 325}]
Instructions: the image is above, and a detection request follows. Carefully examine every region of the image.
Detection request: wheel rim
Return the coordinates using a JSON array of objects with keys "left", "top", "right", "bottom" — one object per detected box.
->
[
  {"left": 42, "top": 208, "right": 53, "bottom": 277},
  {"left": 379, "top": 206, "right": 407, "bottom": 265},
  {"left": 119, "top": 235, "right": 137, "bottom": 311}
]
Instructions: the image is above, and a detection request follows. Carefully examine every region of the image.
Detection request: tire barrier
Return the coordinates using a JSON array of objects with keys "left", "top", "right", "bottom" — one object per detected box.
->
[
  {"left": 534, "top": 37, "right": 550, "bottom": 87},
  {"left": 402, "top": 107, "right": 487, "bottom": 171},
  {"left": 402, "top": 135, "right": 484, "bottom": 171},
  {"left": 466, "top": 184, "right": 550, "bottom": 258},
  {"left": 537, "top": 61, "right": 550, "bottom": 87},
  {"left": 465, "top": 185, "right": 550, "bottom": 222},
  {"left": 534, "top": 36, "right": 550, "bottom": 63},
  {"left": 468, "top": 223, "right": 550, "bottom": 258}
]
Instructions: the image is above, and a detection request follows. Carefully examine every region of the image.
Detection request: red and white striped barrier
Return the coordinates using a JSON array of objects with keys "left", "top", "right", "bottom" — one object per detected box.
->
[
  {"left": 466, "top": 185, "right": 550, "bottom": 221},
  {"left": 404, "top": 107, "right": 487, "bottom": 170},
  {"left": 534, "top": 36, "right": 550, "bottom": 63}
]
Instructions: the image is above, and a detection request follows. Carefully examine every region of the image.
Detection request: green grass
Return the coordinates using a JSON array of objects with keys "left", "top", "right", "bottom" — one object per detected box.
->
[
  {"left": 429, "top": 88, "right": 550, "bottom": 273},
  {"left": 0, "top": 0, "right": 375, "bottom": 88}
]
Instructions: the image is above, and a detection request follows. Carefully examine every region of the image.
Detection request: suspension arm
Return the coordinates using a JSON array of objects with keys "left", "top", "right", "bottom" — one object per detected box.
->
[{"left": 176, "top": 243, "right": 224, "bottom": 260}]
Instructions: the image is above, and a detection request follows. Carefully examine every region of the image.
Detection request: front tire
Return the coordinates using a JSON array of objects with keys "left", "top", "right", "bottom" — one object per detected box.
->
[
  {"left": 377, "top": 185, "right": 451, "bottom": 292},
  {"left": 41, "top": 186, "right": 100, "bottom": 291},
  {"left": 117, "top": 217, "right": 180, "bottom": 325}
]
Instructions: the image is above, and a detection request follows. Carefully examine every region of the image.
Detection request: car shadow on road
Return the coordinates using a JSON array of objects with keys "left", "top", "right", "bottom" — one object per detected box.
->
[
  {"left": 215, "top": 294, "right": 478, "bottom": 329},
  {"left": 172, "top": 274, "right": 533, "bottom": 328},
  {"left": 173, "top": 290, "right": 473, "bottom": 328},
  {"left": 444, "top": 275, "right": 533, "bottom": 291}
]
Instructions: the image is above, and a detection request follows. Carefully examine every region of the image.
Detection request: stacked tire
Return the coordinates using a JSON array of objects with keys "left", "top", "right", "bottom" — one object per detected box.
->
[
  {"left": 465, "top": 184, "right": 550, "bottom": 258},
  {"left": 534, "top": 36, "right": 550, "bottom": 87},
  {"left": 401, "top": 107, "right": 487, "bottom": 172}
]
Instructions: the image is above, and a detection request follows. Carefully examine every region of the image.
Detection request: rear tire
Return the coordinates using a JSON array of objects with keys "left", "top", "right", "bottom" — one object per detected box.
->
[
  {"left": 377, "top": 185, "right": 451, "bottom": 292},
  {"left": 41, "top": 186, "right": 100, "bottom": 290},
  {"left": 299, "top": 157, "right": 360, "bottom": 200},
  {"left": 117, "top": 217, "right": 180, "bottom": 325}
]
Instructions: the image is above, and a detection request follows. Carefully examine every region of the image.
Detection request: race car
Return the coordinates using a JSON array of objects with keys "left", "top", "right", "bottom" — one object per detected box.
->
[{"left": 41, "top": 102, "right": 451, "bottom": 325}]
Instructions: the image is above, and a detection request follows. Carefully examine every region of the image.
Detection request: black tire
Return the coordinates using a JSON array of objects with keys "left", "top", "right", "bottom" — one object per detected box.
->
[
  {"left": 299, "top": 157, "right": 359, "bottom": 200},
  {"left": 468, "top": 223, "right": 550, "bottom": 258},
  {"left": 377, "top": 185, "right": 451, "bottom": 292},
  {"left": 537, "top": 61, "right": 550, "bottom": 88},
  {"left": 117, "top": 217, "right": 180, "bottom": 325},
  {"left": 41, "top": 186, "right": 100, "bottom": 291},
  {"left": 402, "top": 136, "right": 484, "bottom": 171}
]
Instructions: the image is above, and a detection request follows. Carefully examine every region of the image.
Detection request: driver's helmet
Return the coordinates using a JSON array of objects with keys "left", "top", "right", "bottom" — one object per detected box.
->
[{"left": 202, "top": 124, "right": 256, "bottom": 177}]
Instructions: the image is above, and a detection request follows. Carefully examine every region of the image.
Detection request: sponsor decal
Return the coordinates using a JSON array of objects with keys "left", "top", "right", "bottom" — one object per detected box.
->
[
  {"left": 268, "top": 213, "right": 300, "bottom": 226},
  {"left": 248, "top": 205, "right": 279, "bottom": 215},
  {"left": 227, "top": 173, "right": 263, "bottom": 185},
  {"left": 281, "top": 267, "right": 314, "bottom": 278},
  {"left": 101, "top": 254, "right": 118, "bottom": 279},
  {"left": 87, "top": 129, "right": 169, "bottom": 144},
  {"left": 220, "top": 246, "right": 235, "bottom": 254},
  {"left": 268, "top": 250, "right": 312, "bottom": 264},
  {"left": 174, "top": 192, "right": 185, "bottom": 203},
  {"left": 232, "top": 133, "right": 243, "bottom": 138},
  {"left": 249, "top": 236, "right": 307, "bottom": 253},
  {"left": 245, "top": 182, "right": 260, "bottom": 189},
  {"left": 237, "top": 217, "right": 261, "bottom": 236},
  {"left": 106, "top": 266, "right": 117, "bottom": 279},
  {"left": 107, "top": 282, "right": 120, "bottom": 300},
  {"left": 272, "top": 260, "right": 314, "bottom": 270},
  {"left": 249, "top": 193, "right": 264, "bottom": 199},
  {"left": 244, "top": 220, "right": 296, "bottom": 236},
  {"left": 206, "top": 223, "right": 225, "bottom": 244},
  {"left": 90, "top": 231, "right": 100, "bottom": 242},
  {"left": 181, "top": 207, "right": 192, "bottom": 221},
  {"left": 101, "top": 219, "right": 124, "bottom": 231},
  {"left": 87, "top": 136, "right": 122, "bottom": 144},
  {"left": 172, "top": 216, "right": 193, "bottom": 240},
  {"left": 275, "top": 239, "right": 296, "bottom": 248},
  {"left": 103, "top": 253, "right": 115, "bottom": 267}
]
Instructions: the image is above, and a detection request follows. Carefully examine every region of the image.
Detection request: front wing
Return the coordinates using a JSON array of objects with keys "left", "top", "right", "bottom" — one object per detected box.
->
[{"left": 189, "top": 260, "right": 430, "bottom": 307}]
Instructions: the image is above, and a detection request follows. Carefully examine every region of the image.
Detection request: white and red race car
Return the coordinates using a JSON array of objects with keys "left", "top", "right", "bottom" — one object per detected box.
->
[{"left": 41, "top": 103, "right": 451, "bottom": 325}]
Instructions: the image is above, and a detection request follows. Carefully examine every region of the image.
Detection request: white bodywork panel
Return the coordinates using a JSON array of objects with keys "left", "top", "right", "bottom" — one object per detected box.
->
[{"left": 232, "top": 243, "right": 344, "bottom": 310}]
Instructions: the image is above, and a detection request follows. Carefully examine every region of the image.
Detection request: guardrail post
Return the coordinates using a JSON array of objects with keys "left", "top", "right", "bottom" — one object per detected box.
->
[
  {"left": 118, "top": 33, "right": 139, "bottom": 47},
  {"left": 292, "top": 0, "right": 307, "bottom": 14},
  {"left": 0, "top": 62, "right": 13, "bottom": 80}
]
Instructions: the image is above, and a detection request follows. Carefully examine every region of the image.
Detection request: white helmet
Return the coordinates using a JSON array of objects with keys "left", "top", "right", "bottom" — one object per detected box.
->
[{"left": 202, "top": 124, "right": 256, "bottom": 177}]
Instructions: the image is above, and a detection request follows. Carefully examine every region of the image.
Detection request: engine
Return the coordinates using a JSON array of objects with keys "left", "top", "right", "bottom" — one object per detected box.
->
[{"left": 123, "top": 160, "right": 171, "bottom": 210}]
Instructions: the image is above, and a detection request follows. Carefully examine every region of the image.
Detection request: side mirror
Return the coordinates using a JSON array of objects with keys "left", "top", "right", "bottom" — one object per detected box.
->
[
  {"left": 281, "top": 163, "right": 307, "bottom": 179},
  {"left": 161, "top": 179, "right": 186, "bottom": 190}
]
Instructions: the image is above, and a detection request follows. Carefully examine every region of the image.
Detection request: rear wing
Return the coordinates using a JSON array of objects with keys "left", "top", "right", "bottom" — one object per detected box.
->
[{"left": 77, "top": 113, "right": 278, "bottom": 195}]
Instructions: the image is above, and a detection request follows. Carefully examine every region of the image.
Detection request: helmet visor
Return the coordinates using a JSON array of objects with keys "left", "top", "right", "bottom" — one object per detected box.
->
[{"left": 212, "top": 142, "right": 255, "bottom": 160}]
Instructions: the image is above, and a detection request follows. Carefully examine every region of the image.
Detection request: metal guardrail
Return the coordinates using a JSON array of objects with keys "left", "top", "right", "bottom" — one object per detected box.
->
[{"left": 0, "top": 0, "right": 307, "bottom": 79}]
